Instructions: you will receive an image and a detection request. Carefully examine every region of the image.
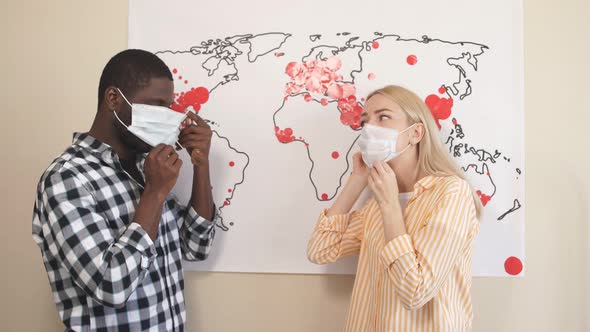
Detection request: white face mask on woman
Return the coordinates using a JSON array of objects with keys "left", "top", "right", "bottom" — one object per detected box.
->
[
  {"left": 113, "top": 88, "right": 187, "bottom": 147},
  {"left": 356, "top": 124, "right": 415, "bottom": 167}
]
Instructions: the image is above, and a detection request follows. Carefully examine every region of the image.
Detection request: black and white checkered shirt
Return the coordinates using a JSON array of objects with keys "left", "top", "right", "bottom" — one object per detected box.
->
[{"left": 32, "top": 133, "right": 217, "bottom": 331}]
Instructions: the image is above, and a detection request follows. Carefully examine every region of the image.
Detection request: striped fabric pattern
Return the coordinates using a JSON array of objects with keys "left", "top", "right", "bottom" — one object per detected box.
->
[{"left": 307, "top": 175, "right": 479, "bottom": 332}]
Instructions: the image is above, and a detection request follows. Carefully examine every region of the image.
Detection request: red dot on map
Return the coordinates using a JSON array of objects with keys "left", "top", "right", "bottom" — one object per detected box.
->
[
  {"left": 361, "top": 98, "right": 366, "bottom": 102},
  {"left": 407, "top": 55, "right": 418, "bottom": 65},
  {"left": 321, "top": 193, "right": 329, "bottom": 200},
  {"left": 194, "top": 87, "right": 210, "bottom": 104},
  {"left": 304, "top": 94, "right": 312, "bottom": 102},
  {"left": 439, "top": 86, "right": 446, "bottom": 94},
  {"left": 228, "top": 188, "right": 233, "bottom": 193},
  {"left": 372, "top": 41, "right": 380, "bottom": 49},
  {"left": 452, "top": 118, "right": 457, "bottom": 125},
  {"left": 172, "top": 68, "right": 178, "bottom": 74},
  {"left": 229, "top": 161, "right": 235, "bottom": 167},
  {"left": 504, "top": 256, "right": 523, "bottom": 275},
  {"left": 184, "top": 80, "right": 188, "bottom": 84},
  {"left": 331, "top": 151, "right": 340, "bottom": 159},
  {"left": 321, "top": 98, "right": 328, "bottom": 106},
  {"left": 179, "top": 76, "right": 183, "bottom": 80},
  {"left": 368, "top": 73, "right": 376, "bottom": 80},
  {"left": 224, "top": 200, "right": 230, "bottom": 206}
]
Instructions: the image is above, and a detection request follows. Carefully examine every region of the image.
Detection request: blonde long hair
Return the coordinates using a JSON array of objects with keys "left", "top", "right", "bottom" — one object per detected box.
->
[{"left": 367, "top": 85, "right": 483, "bottom": 217}]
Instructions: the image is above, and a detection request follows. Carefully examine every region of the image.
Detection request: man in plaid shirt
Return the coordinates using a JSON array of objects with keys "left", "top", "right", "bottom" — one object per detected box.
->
[{"left": 32, "top": 49, "right": 217, "bottom": 331}]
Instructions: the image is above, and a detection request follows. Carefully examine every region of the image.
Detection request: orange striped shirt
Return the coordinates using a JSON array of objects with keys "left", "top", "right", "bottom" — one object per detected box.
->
[{"left": 307, "top": 175, "right": 479, "bottom": 332}]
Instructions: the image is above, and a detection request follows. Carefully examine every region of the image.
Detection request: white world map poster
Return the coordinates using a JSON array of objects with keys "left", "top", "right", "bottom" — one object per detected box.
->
[{"left": 129, "top": 0, "right": 524, "bottom": 277}]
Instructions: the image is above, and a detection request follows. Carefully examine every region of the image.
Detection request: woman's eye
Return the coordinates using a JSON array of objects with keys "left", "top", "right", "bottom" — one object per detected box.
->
[{"left": 379, "top": 115, "right": 390, "bottom": 121}]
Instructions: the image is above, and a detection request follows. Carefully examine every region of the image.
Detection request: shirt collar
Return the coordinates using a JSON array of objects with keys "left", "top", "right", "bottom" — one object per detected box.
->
[
  {"left": 413, "top": 175, "right": 448, "bottom": 196},
  {"left": 72, "top": 132, "right": 146, "bottom": 171}
]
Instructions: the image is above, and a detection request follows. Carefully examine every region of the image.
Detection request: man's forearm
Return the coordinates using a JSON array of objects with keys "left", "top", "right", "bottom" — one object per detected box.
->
[
  {"left": 135, "top": 184, "right": 166, "bottom": 240},
  {"left": 190, "top": 165, "right": 215, "bottom": 220}
]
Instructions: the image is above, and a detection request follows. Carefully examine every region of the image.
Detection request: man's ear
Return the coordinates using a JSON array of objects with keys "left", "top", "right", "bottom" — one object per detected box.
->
[{"left": 104, "top": 86, "right": 123, "bottom": 113}]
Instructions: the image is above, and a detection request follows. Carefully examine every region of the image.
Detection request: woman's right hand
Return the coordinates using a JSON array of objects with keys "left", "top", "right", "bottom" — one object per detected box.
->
[{"left": 351, "top": 152, "right": 371, "bottom": 181}]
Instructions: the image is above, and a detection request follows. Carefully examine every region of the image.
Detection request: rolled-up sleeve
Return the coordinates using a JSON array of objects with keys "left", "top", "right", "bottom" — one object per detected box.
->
[
  {"left": 167, "top": 198, "right": 217, "bottom": 261},
  {"left": 307, "top": 207, "right": 365, "bottom": 265}
]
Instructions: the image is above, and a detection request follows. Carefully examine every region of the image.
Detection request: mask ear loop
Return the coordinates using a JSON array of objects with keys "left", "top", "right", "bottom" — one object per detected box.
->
[
  {"left": 112, "top": 88, "right": 132, "bottom": 129},
  {"left": 112, "top": 107, "right": 129, "bottom": 130},
  {"left": 175, "top": 112, "right": 190, "bottom": 150},
  {"left": 396, "top": 142, "right": 413, "bottom": 156},
  {"left": 396, "top": 123, "right": 419, "bottom": 155},
  {"left": 116, "top": 88, "right": 133, "bottom": 107}
]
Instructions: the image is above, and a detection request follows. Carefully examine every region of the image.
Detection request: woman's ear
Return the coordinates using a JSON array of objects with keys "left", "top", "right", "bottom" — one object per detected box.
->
[{"left": 411, "top": 123, "right": 426, "bottom": 145}]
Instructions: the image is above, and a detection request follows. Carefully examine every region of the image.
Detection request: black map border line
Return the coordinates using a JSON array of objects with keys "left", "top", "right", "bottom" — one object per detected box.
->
[
  {"left": 212, "top": 130, "right": 251, "bottom": 231},
  {"left": 280, "top": 32, "right": 491, "bottom": 203},
  {"left": 498, "top": 199, "right": 522, "bottom": 221},
  {"left": 461, "top": 162, "right": 498, "bottom": 198},
  {"left": 156, "top": 33, "right": 292, "bottom": 229},
  {"left": 157, "top": 32, "right": 292, "bottom": 94},
  {"left": 272, "top": 93, "right": 359, "bottom": 201}
]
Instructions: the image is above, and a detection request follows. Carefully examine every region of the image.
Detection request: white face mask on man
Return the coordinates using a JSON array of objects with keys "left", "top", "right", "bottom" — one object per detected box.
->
[
  {"left": 356, "top": 123, "right": 416, "bottom": 167},
  {"left": 113, "top": 88, "right": 187, "bottom": 148}
]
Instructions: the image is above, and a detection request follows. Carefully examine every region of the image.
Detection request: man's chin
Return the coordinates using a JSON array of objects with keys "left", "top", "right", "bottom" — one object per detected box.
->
[
  {"left": 135, "top": 142, "right": 152, "bottom": 154},
  {"left": 122, "top": 133, "right": 152, "bottom": 154}
]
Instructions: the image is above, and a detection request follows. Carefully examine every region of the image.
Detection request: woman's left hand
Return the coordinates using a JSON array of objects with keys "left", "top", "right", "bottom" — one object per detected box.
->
[{"left": 368, "top": 161, "right": 400, "bottom": 211}]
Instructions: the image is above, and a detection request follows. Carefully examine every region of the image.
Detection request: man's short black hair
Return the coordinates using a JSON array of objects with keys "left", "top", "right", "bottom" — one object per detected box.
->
[{"left": 97, "top": 49, "right": 173, "bottom": 107}]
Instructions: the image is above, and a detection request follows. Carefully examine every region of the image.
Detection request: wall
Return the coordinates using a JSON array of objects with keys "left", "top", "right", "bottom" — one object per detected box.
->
[{"left": 0, "top": 1, "right": 588, "bottom": 331}]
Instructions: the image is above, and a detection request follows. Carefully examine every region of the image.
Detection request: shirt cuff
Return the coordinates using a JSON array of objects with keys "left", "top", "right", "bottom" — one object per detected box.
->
[
  {"left": 185, "top": 206, "right": 216, "bottom": 233},
  {"left": 118, "top": 222, "right": 157, "bottom": 269},
  {"left": 316, "top": 209, "right": 350, "bottom": 233},
  {"left": 380, "top": 233, "right": 414, "bottom": 268}
]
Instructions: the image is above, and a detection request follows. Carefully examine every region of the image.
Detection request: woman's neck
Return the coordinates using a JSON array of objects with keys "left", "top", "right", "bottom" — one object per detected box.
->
[{"left": 390, "top": 150, "right": 426, "bottom": 193}]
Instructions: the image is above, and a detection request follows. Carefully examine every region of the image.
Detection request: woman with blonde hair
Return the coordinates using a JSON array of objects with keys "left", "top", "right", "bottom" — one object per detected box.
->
[{"left": 307, "top": 85, "right": 481, "bottom": 331}]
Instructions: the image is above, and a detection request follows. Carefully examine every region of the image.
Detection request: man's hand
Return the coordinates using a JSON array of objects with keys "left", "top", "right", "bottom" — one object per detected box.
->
[
  {"left": 179, "top": 112, "right": 212, "bottom": 168},
  {"left": 135, "top": 144, "right": 182, "bottom": 240},
  {"left": 144, "top": 144, "right": 183, "bottom": 200}
]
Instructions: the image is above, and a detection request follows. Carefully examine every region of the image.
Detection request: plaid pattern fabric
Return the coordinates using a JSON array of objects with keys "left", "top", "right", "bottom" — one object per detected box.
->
[{"left": 32, "top": 133, "right": 217, "bottom": 331}]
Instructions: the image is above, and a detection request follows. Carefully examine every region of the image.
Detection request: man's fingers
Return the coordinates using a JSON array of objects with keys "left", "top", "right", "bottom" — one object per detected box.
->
[
  {"left": 180, "top": 125, "right": 211, "bottom": 135},
  {"left": 173, "top": 158, "right": 183, "bottom": 170},
  {"left": 157, "top": 145, "right": 176, "bottom": 161},
  {"left": 149, "top": 144, "right": 166, "bottom": 157},
  {"left": 165, "top": 151, "right": 179, "bottom": 166},
  {"left": 180, "top": 142, "right": 208, "bottom": 152},
  {"left": 178, "top": 134, "right": 210, "bottom": 144},
  {"left": 186, "top": 112, "right": 209, "bottom": 127}
]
